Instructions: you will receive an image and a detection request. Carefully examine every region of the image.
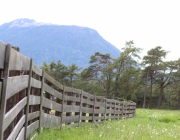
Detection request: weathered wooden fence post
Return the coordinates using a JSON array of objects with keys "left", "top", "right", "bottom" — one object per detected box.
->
[
  {"left": 122, "top": 101, "right": 124, "bottom": 118},
  {"left": 0, "top": 44, "right": 11, "bottom": 140},
  {"left": 78, "top": 90, "right": 83, "bottom": 126},
  {"left": 92, "top": 95, "right": 96, "bottom": 123},
  {"left": 39, "top": 70, "right": 45, "bottom": 133},
  {"left": 0, "top": 82, "right": 2, "bottom": 100},
  {"left": 104, "top": 98, "right": 107, "bottom": 120},
  {"left": 61, "top": 86, "right": 65, "bottom": 128},
  {"left": 24, "top": 58, "right": 33, "bottom": 140},
  {"left": 125, "top": 101, "right": 127, "bottom": 118},
  {"left": 128, "top": 102, "right": 130, "bottom": 118},
  {"left": 114, "top": 100, "right": 116, "bottom": 120}
]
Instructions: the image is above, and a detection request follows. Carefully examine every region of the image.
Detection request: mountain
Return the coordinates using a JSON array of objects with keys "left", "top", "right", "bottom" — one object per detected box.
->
[{"left": 0, "top": 18, "right": 120, "bottom": 68}]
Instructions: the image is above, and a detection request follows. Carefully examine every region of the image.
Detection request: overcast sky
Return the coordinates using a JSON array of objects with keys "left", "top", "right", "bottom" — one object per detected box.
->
[{"left": 0, "top": 0, "right": 180, "bottom": 61}]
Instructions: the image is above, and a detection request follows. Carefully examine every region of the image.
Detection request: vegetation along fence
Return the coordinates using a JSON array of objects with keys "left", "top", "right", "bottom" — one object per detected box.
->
[{"left": 0, "top": 41, "right": 136, "bottom": 140}]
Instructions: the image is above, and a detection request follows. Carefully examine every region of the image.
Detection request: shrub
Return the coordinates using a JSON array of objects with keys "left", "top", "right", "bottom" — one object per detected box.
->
[{"left": 158, "top": 116, "right": 177, "bottom": 123}]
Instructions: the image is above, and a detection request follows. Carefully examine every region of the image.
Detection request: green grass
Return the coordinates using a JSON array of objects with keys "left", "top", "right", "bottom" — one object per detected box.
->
[{"left": 35, "top": 109, "right": 180, "bottom": 140}]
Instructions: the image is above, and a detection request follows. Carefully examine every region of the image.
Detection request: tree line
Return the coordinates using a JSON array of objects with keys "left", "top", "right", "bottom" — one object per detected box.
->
[{"left": 41, "top": 41, "right": 180, "bottom": 109}]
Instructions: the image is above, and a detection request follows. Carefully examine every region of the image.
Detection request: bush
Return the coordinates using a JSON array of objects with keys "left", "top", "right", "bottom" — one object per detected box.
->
[{"left": 158, "top": 116, "right": 177, "bottom": 123}]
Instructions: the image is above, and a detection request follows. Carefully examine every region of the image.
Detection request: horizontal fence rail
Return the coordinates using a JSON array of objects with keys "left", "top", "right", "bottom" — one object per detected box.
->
[{"left": 0, "top": 41, "right": 136, "bottom": 140}]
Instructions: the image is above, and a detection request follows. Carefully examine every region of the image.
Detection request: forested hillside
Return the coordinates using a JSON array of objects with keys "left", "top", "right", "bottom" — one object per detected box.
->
[{"left": 41, "top": 41, "right": 180, "bottom": 109}]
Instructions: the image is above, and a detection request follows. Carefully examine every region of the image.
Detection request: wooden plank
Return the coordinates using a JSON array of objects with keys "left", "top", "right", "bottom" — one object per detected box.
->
[
  {"left": 116, "top": 104, "right": 122, "bottom": 108},
  {"left": 44, "top": 72, "right": 63, "bottom": 90},
  {"left": 0, "top": 41, "right": 6, "bottom": 69},
  {"left": 114, "top": 101, "right": 120, "bottom": 105},
  {"left": 41, "top": 112, "right": 61, "bottom": 128},
  {"left": 123, "top": 106, "right": 129, "bottom": 109},
  {"left": 81, "top": 98, "right": 94, "bottom": 105},
  {"left": 94, "top": 116, "right": 104, "bottom": 120},
  {"left": 81, "top": 116, "right": 93, "bottom": 121},
  {"left": 31, "top": 78, "right": 41, "bottom": 88},
  {"left": 28, "top": 111, "right": 40, "bottom": 121},
  {"left": 116, "top": 110, "right": 123, "bottom": 114},
  {"left": 106, "top": 109, "right": 114, "bottom": 114},
  {"left": 73, "top": 88, "right": 82, "bottom": 94},
  {"left": 115, "top": 105, "right": 123, "bottom": 109},
  {"left": 7, "top": 115, "right": 25, "bottom": 140},
  {"left": 82, "top": 91, "right": 94, "bottom": 99},
  {"left": 105, "top": 116, "right": 112, "bottom": 119},
  {"left": 64, "top": 86, "right": 73, "bottom": 93},
  {"left": 32, "top": 62, "right": 42, "bottom": 76},
  {"left": 123, "top": 110, "right": 130, "bottom": 114},
  {"left": 81, "top": 107, "right": 93, "bottom": 113},
  {"left": 6, "top": 75, "right": 29, "bottom": 100},
  {"left": 64, "top": 87, "right": 81, "bottom": 95},
  {"left": 26, "top": 120, "right": 39, "bottom": 139},
  {"left": 129, "top": 110, "right": 135, "bottom": 113},
  {"left": 113, "top": 115, "right": 118, "bottom": 119},
  {"left": 106, "top": 104, "right": 114, "bottom": 108},
  {"left": 29, "top": 95, "right": 40, "bottom": 105},
  {"left": 64, "top": 95, "right": 80, "bottom": 102},
  {"left": 16, "top": 127, "right": 25, "bottom": 140},
  {"left": 43, "top": 83, "right": 62, "bottom": 100},
  {"left": 130, "top": 106, "right": 135, "bottom": 109},
  {"left": 9, "top": 47, "right": 30, "bottom": 70},
  {"left": 95, "top": 101, "right": 105, "bottom": 107},
  {"left": 63, "top": 105, "right": 80, "bottom": 112},
  {"left": 4, "top": 97, "right": 27, "bottom": 131},
  {"left": 62, "top": 115, "right": 79, "bottom": 123},
  {"left": 94, "top": 109, "right": 105, "bottom": 114},
  {"left": 42, "top": 97, "right": 62, "bottom": 112},
  {"left": 106, "top": 99, "right": 114, "bottom": 103}
]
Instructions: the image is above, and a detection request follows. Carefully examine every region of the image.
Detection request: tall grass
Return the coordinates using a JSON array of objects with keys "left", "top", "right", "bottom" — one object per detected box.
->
[{"left": 35, "top": 109, "right": 180, "bottom": 140}]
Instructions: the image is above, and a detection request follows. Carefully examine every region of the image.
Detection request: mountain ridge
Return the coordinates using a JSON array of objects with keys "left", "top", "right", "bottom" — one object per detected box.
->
[{"left": 0, "top": 18, "right": 120, "bottom": 68}]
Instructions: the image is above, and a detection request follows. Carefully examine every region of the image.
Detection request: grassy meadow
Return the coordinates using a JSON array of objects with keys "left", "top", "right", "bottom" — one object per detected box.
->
[{"left": 34, "top": 109, "right": 180, "bottom": 140}]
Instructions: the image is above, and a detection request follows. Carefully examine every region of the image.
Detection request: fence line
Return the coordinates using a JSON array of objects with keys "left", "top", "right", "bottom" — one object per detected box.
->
[{"left": 0, "top": 42, "right": 136, "bottom": 140}]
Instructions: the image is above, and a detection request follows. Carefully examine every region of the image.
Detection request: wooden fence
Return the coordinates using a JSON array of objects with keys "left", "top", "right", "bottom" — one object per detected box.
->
[{"left": 0, "top": 42, "right": 136, "bottom": 140}]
